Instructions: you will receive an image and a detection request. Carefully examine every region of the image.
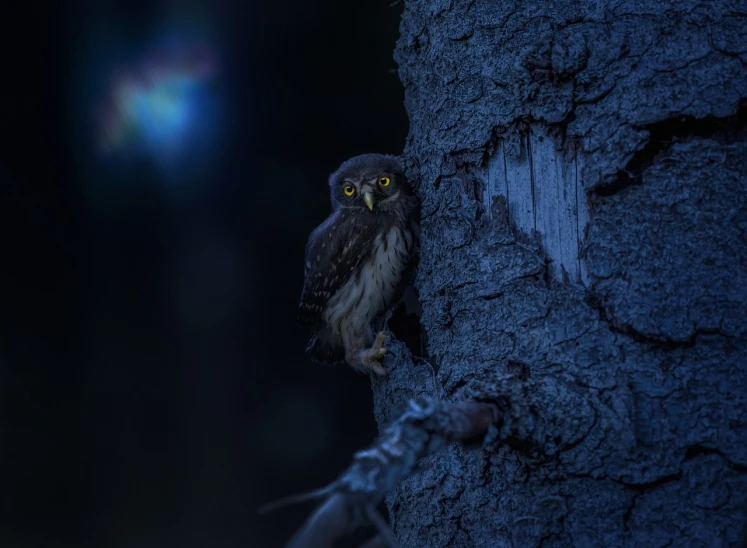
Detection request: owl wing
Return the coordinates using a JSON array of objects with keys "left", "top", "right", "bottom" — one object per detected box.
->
[{"left": 298, "top": 209, "right": 380, "bottom": 330}]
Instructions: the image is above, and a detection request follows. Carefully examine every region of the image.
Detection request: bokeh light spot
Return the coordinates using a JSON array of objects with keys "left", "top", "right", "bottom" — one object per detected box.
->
[{"left": 96, "top": 33, "right": 220, "bottom": 178}]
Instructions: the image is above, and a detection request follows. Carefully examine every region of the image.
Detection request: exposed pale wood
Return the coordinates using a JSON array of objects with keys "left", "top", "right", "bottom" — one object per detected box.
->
[
  {"left": 575, "top": 150, "right": 591, "bottom": 286},
  {"left": 481, "top": 127, "right": 589, "bottom": 284},
  {"left": 505, "top": 136, "right": 535, "bottom": 237}
]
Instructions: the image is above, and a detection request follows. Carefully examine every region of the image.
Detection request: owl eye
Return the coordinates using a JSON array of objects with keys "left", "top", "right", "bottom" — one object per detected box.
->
[
  {"left": 343, "top": 185, "right": 356, "bottom": 196},
  {"left": 378, "top": 176, "right": 391, "bottom": 187}
]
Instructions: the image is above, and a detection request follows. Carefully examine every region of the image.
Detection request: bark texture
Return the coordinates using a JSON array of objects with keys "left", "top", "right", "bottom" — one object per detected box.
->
[{"left": 371, "top": 1, "right": 747, "bottom": 546}]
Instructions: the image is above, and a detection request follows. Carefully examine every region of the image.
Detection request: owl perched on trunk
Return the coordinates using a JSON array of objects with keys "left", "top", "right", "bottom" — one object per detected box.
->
[{"left": 298, "top": 154, "right": 419, "bottom": 376}]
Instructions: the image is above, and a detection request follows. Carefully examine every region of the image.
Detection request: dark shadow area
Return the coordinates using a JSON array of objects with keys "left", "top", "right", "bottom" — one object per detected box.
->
[
  {"left": 593, "top": 99, "right": 747, "bottom": 198},
  {"left": 0, "top": 1, "right": 407, "bottom": 546},
  {"left": 387, "top": 285, "right": 426, "bottom": 362}
]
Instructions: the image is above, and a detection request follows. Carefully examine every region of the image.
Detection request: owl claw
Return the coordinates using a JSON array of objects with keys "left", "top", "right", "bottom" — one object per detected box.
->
[
  {"left": 366, "top": 332, "right": 389, "bottom": 376},
  {"left": 369, "top": 360, "right": 387, "bottom": 376},
  {"left": 347, "top": 332, "right": 390, "bottom": 376},
  {"left": 360, "top": 347, "right": 388, "bottom": 376},
  {"left": 373, "top": 331, "right": 388, "bottom": 350}
]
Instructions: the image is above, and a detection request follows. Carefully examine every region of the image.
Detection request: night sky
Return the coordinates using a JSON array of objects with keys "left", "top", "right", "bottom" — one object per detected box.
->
[{"left": 0, "top": 1, "right": 408, "bottom": 546}]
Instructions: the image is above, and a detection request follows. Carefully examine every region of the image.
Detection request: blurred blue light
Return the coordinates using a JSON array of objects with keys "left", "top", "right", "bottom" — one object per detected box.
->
[
  {"left": 96, "top": 31, "right": 221, "bottom": 181},
  {"left": 131, "top": 79, "right": 193, "bottom": 151}
]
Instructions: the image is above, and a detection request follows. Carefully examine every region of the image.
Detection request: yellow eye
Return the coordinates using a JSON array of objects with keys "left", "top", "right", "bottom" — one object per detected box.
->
[
  {"left": 378, "top": 176, "right": 391, "bottom": 187},
  {"left": 343, "top": 185, "right": 355, "bottom": 196}
]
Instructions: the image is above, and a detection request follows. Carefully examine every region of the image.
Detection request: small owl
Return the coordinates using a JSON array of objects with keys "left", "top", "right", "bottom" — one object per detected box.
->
[{"left": 298, "top": 153, "right": 419, "bottom": 376}]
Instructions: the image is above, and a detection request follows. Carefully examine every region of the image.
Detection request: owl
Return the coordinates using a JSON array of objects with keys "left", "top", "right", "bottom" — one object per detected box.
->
[{"left": 298, "top": 153, "right": 419, "bottom": 376}]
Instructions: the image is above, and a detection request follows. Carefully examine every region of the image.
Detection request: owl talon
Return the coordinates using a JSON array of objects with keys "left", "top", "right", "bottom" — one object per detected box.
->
[
  {"left": 347, "top": 334, "right": 390, "bottom": 376},
  {"left": 363, "top": 332, "right": 389, "bottom": 375},
  {"left": 351, "top": 355, "right": 387, "bottom": 376},
  {"left": 372, "top": 331, "right": 388, "bottom": 350},
  {"left": 369, "top": 361, "right": 387, "bottom": 376}
]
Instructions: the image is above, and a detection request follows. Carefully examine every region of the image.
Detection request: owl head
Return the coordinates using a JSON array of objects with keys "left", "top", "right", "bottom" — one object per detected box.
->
[{"left": 328, "top": 153, "right": 412, "bottom": 212}]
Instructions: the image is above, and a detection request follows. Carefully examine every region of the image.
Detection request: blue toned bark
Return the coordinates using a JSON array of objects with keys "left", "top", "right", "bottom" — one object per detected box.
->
[{"left": 371, "top": 0, "right": 747, "bottom": 546}]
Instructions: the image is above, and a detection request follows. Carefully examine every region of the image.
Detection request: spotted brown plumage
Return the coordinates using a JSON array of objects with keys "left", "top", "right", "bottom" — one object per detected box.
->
[{"left": 298, "top": 153, "right": 419, "bottom": 375}]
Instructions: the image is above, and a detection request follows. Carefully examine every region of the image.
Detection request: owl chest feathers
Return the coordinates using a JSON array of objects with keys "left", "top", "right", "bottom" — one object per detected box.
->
[{"left": 323, "top": 225, "right": 413, "bottom": 334}]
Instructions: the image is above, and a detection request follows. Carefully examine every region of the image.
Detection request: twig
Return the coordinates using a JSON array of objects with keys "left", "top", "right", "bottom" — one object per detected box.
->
[
  {"left": 284, "top": 494, "right": 350, "bottom": 548},
  {"left": 259, "top": 397, "right": 501, "bottom": 548}
]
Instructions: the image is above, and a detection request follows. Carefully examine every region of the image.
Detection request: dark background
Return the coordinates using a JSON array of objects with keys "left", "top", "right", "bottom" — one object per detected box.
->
[{"left": 0, "top": 1, "right": 408, "bottom": 546}]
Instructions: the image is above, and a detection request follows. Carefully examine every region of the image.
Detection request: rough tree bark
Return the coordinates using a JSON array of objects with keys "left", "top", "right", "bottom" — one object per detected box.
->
[{"left": 369, "top": 1, "right": 747, "bottom": 546}]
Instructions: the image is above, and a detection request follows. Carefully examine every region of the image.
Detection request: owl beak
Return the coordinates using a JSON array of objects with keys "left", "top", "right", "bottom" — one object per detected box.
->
[{"left": 362, "top": 189, "right": 375, "bottom": 211}]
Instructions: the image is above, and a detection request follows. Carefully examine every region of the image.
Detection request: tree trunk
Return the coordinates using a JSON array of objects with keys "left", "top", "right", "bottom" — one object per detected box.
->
[{"left": 373, "top": 1, "right": 747, "bottom": 546}]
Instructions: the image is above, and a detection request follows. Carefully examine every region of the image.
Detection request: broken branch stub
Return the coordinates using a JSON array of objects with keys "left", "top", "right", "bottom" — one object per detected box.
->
[{"left": 263, "top": 370, "right": 598, "bottom": 547}]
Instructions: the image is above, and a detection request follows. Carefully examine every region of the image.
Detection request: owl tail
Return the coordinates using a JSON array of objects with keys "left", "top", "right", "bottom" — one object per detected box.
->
[{"left": 305, "top": 334, "right": 346, "bottom": 366}]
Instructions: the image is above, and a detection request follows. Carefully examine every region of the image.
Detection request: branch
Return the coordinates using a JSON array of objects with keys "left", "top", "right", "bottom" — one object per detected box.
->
[
  {"left": 259, "top": 397, "right": 506, "bottom": 548},
  {"left": 261, "top": 369, "right": 598, "bottom": 547}
]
